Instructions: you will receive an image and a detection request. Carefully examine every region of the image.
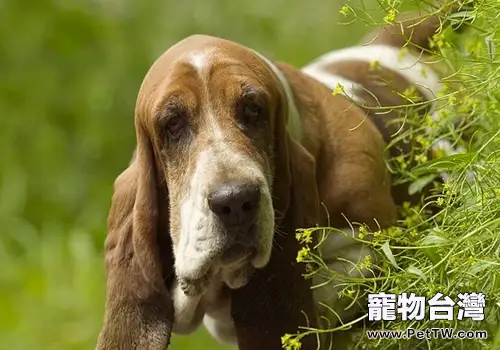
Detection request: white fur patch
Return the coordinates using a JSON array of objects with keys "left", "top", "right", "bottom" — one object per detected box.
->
[
  {"left": 202, "top": 280, "right": 238, "bottom": 345},
  {"left": 173, "top": 277, "right": 239, "bottom": 344},
  {"left": 203, "top": 291, "right": 237, "bottom": 345},
  {"left": 175, "top": 149, "right": 219, "bottom": 280},
  {"left": 203, "top": 314, "right": 237, "bottom": 345},
  {"left": 172, "top": 281, "right": 204, "bottom": 334},
  {"left": 189, "top": 52, "right": 209, "bottom": 75},
  {"left": 301, "top": 65, "right": 363, "bottom": 103},
  {"left": 304, "top": 44, "right": 441, "bottom": 101}
]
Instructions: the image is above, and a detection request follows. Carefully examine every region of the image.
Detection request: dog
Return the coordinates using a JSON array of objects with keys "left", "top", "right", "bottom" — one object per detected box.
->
[{"left": 95, "top": 4, "right": 469, "bottom": 349}]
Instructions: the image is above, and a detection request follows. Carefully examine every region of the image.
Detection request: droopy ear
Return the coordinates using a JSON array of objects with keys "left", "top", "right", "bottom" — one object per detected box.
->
[
  {"left": 272, "top": 70, "right": 320, "bottom": 229},
  {"left": 230, "top": 72, "right": 321, "bottom": 350},
  {"left": 286, "top": 135, "right": 320, "bottom": 230},
  {"left": 95, "top": 125, "right": 174, "bottom": 350},
  {"left": 270, "top": 81, "right": 292, "bottom": 221}
]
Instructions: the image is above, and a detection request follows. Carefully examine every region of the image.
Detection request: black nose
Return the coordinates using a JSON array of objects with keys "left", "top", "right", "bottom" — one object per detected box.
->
[{"left": 208, "top": 182, "right": 261, "bottom": 228}]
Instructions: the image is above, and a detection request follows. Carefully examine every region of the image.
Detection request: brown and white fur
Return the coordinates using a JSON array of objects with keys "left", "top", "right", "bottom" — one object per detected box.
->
[{"left": 95, "top": 5, "right": 469, "bottom": 350}]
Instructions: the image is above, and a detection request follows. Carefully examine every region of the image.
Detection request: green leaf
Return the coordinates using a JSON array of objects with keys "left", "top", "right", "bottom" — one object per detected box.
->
[
  {"left": 406, "top": 265, "right": 427, "bottom": 281},
  {"left": 422, "top": 247, "right": 441, "bottom": 265},
  {"left": 408, "top": 174, "right": 438, "bottom": 195},
  {"left": 420, "top": 230, "right": 449, "bottom": 265},
  {"left": 421, "top": 230, "right": 450, "bottom": 246},
  {"left": 381, "top": 241, "right": 400, "bottom": 269}
]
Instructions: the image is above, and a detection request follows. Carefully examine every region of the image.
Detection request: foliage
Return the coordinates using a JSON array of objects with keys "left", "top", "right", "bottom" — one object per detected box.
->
[{"left": 285, "top": 1, "right": 500, "bottom": 349}]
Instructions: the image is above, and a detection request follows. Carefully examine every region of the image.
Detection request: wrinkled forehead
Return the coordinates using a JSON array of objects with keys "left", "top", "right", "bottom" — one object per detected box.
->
[{"left": 136, "top": 35, "right": 281, "bottom": 123}]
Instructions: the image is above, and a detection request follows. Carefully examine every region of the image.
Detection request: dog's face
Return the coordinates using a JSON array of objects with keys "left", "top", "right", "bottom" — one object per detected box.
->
[{"left": 137, "top": 35, "right": 288, "bottom": 294}]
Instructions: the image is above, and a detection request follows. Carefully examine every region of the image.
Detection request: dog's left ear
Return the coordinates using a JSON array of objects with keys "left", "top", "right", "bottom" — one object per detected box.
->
[
  {"left": 272, "top": 65, "right": 320, "bottom": 229},
  {"left": 285, "top": 135, "right": 320, "bottom": 229},
  {"left": 231, "top": 63, "right": 320, "bottom": 350}
]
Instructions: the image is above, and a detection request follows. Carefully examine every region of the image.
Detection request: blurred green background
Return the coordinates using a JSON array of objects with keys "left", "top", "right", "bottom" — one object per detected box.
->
[{"left": 0, "top": 0, "right": 378, "bottom": 349}]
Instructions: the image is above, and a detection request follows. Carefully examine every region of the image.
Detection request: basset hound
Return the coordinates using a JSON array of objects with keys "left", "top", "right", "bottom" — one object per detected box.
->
[{"left": 95, "top": 5, "right": 468, "bottom": 350}]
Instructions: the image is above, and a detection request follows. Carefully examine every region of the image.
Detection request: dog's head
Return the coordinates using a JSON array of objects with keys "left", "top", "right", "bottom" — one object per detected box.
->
[
  {"left": 97, "top": 34, "right": 321, "bottom": 349},
  {"left": 135, "top": 34, "right": 303, "bottom": 293}
]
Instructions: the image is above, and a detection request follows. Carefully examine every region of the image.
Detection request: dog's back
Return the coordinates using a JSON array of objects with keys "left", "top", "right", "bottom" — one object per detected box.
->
[{"left": 302, "top": 4, "right": 469, "bottom": 204}]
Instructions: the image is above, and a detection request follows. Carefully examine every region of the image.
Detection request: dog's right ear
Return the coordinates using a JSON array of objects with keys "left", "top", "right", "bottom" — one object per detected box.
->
[{"left": 95, "top": 125, "right": 174, "bottom": 350}]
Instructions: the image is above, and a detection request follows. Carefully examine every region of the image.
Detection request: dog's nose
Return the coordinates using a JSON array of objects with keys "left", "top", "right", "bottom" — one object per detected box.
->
[{"left": 208, "top": 182, "right": 261, "bottom": 228}]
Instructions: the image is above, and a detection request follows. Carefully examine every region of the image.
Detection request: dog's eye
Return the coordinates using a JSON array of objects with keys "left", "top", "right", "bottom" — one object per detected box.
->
[
  {"left": 166, "top": 115, "right": 187, "bottom": 139},
  {"left": 238, "top": 100, "right": 265, "bottom": 126},
  {"left": 244, "top": 103, "right": 262, "bottom": 120}
]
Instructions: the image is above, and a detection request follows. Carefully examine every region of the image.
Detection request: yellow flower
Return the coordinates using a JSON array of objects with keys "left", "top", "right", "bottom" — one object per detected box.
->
[
  {"left": 282, "top": 334, "right": 302, "bottom": 350},
  {"left": 402, "top": 86, "right": 419, "bottom": 101},
  {"left": 289, "top": 339, "right": 302, "bottom": 350},
  {"left": 364, "top": 254, "right": 372, "bottom": 267},
  {"left": 358, "top": 225, "right": 368, "bottom": 240},
  {"left": 369, "top": 60, "right": 380, "bottom": 71},
  {"left": 384, "top": 9, "right": 396, "bottom": 24},
  {"left": 416, "top": 135, "right": 431, "bottom": 149},
  {"left": 281, "top": 334, "right": 292, "bottom": 345},
  {"left": 296, "top": 247, "right": 311, "bottom": 262},
  {"left": 339, "top": 4, "right": 351, "bottom": 17},
  {"left": 296, "top": 229, "right": 313, "bottom": 244},
  {"left": 395, "top": 155, "right": 408, "bottom": 169},
  {"left": 359, "top": 254, "right": 372, "bottom": 269},
  {"left": 332, "top": 83, "right": 345, "bottom": 96},
  {"left": 415, "top": 153, "right": 428, "bottom": 164}
]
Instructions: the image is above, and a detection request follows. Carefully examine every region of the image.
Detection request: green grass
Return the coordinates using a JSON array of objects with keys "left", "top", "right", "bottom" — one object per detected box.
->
[{"left": 0, "top": 0, "right": 372, "bottom": 349}]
